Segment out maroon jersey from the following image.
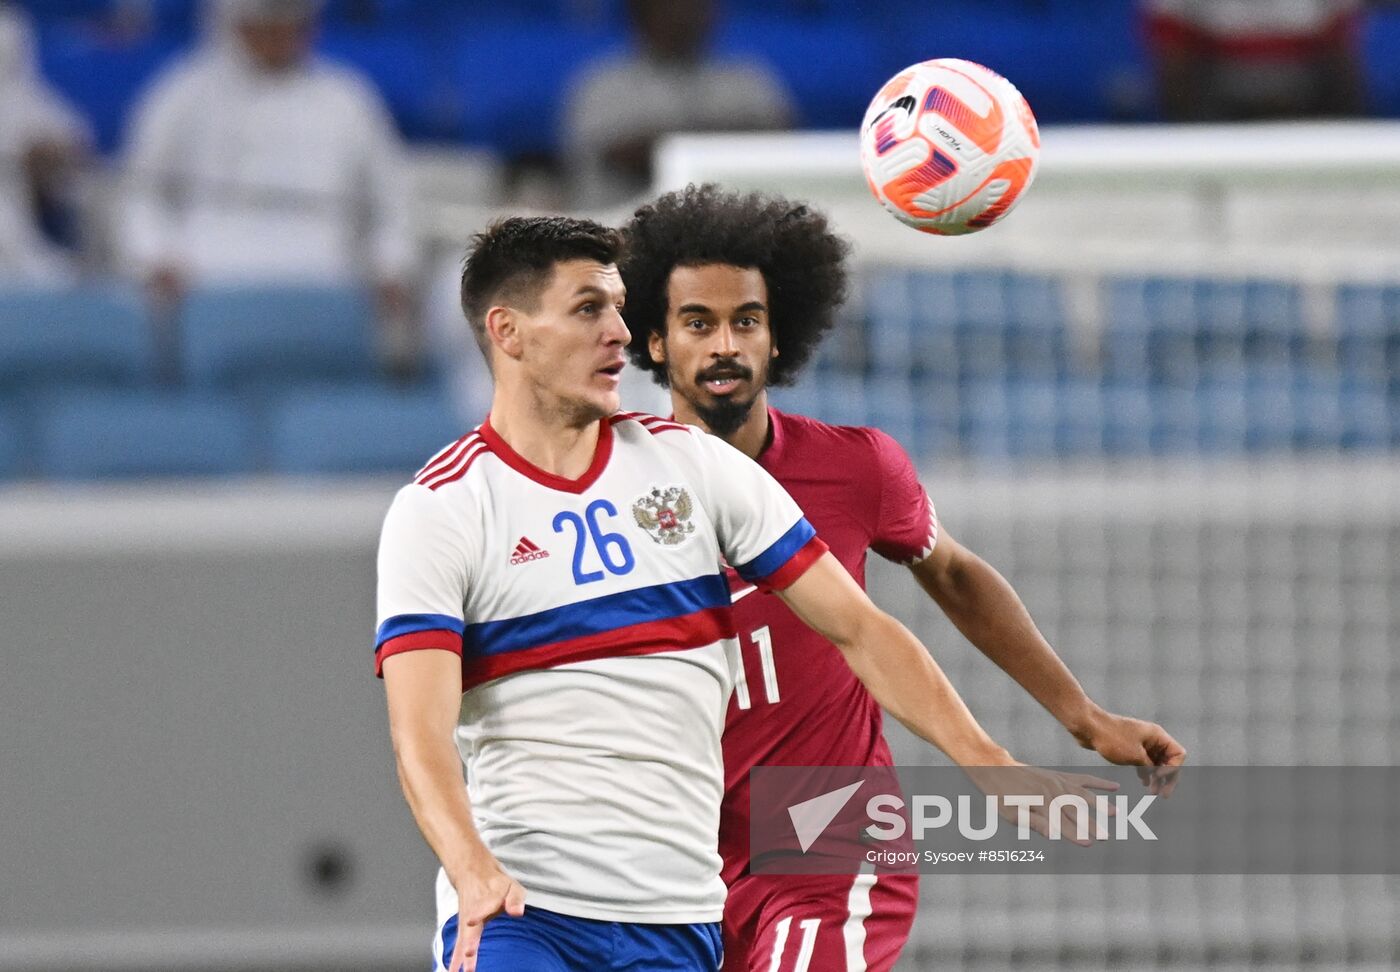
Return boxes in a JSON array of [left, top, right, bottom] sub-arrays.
[[720, 408, 939, 883]]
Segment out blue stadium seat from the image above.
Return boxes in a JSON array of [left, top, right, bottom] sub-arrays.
[[883, 0, 1148, 123], [453, 20, 622, 154], [1363, 8, 1400, 117], [1339, 385, 1392, 451], [959, 379, 1012, 458], [1239, 280, 1306, 368], [1054, 379, 1105, 456], [0, 285, 153, 390], [861, 379, 918, 450], [34, 390, 257, 479], [1335, 284, 1398, 387], [179, 286, 379, 387], [267, 384, 464, 475], [1244, 382, 1295, 454], [319, 28, 439, 138], [1149, 386, 1200, 454], [1104, 276, 1206, 385], [36, 24, 184, 153], [1195, 378, 1248, 454], [715, 15, 885, 128], [862, 270, 919, 375], [1100, 277, 1153, 382], [1101, 384, 1152, 455], [1290, 377, 1343, 452], [1004, 380, 1059, 458], [0, 408, 23, 480]]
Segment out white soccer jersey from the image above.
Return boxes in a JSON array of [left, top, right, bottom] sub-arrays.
[[375, 411, 827, 924]]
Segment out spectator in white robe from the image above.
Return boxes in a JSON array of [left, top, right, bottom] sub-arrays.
[[120, 0, 417, 356], [564, 0, 794, 210], [0, 3, 90, 282]]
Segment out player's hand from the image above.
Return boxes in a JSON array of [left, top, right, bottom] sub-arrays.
[[446, 859, 527, 972], [1071, 708, 1187, 797], [963, 764, 1119, 847]]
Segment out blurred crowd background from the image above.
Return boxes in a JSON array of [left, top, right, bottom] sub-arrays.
[[1, 0, 1399, 479]]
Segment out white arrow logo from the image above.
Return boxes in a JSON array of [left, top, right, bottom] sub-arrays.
[[787, 781, 865, 853]]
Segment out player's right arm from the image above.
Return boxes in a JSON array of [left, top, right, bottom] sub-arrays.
[[382, 652, 524, 972], [375, 484, 524, 972]]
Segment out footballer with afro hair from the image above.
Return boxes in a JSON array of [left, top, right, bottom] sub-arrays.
[[619, 184, 1186, 972], [620, 184, 850, 448]]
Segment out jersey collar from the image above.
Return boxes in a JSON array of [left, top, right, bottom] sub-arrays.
[[755, 406, 785, 470], [478, 415, 614, 494]]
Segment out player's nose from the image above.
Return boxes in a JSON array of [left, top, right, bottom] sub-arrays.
[[602, 306, 630, 345], [711, 322, 739, 356]]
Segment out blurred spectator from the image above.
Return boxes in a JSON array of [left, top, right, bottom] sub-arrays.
[[0, 3, 91, 281], [1144, 0, 1367, 120], [564, 0, 793, 208], [119, 0, 418, 371]]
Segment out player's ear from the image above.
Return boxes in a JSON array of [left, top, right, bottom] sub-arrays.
[[485, 305, 523, 360], [648, 329, 667, 366]]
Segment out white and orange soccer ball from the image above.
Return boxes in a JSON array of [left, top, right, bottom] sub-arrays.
[[859, 58, 1041, 235]]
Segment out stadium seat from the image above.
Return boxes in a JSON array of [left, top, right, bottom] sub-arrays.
[[1339, 385, 1392, 451], [1362, 8, 1400, 117], [0, 408, 23, 480], [1149, 386, 1200, 454], [266, 383, 464, 475], [1196, 378, 1248, 454], [1334, 284, 1398, 386], [1243, 381, 1295, 454], [1101, 276, 1194, 384], [1241, 280, 1306, 364], [34, 390, 258, 479], [714, 14, 885, 128], [178, 285, 379, 388], [452, 20, 622, 154], [1053, 378, 1105, 455], [959, 379, 1012, 458], [36, 24, 184, 153], [0, 285, 154, 391], [319, 28, 440, 138], [1100, 384, 1152, 455]]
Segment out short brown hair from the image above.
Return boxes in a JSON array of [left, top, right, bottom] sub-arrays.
[[460, 216, 624, 360]]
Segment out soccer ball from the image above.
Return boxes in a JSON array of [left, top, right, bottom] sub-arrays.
[[859, 58, 1040, 236]]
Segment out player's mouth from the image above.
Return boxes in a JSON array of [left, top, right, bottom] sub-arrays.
[[697, 367, 752, 397], [596, 360, 626, 385]]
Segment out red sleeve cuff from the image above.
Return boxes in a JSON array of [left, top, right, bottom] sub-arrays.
[[374, 630, 464, 678], [755, 535, 828, 593]]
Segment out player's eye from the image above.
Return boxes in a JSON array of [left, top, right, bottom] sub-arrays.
[[685, 318, 708, 330], [577, 302, 597, 316], [737, 316, 760, 328]]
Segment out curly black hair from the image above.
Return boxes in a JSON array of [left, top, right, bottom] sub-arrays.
[[619, 184, 850, 387], [461, 215, 623, 358]]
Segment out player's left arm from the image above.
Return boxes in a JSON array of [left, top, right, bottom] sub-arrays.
[[909, 530, 1185, 772], [864, 426, 1185, 775]]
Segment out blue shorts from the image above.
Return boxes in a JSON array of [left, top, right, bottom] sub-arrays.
[[436, 906, 722, 972]]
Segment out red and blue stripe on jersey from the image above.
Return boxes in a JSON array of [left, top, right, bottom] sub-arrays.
[[373, 518, 823, 687]]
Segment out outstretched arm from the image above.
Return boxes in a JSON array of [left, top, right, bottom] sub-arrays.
[[776, 551, 1011, 767], [909, 527, 1186, 776], [777, 552, 1120, 838]]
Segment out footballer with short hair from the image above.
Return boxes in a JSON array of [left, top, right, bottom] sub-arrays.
[[375, 214, 1100, 972]]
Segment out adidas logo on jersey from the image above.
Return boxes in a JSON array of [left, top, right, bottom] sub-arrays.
[[509, 537, 550, 565]]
